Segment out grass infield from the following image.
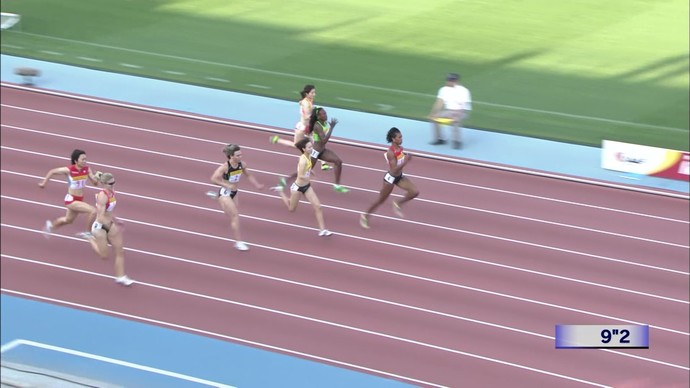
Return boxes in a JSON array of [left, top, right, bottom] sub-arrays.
[[2, 0, 688, 150]]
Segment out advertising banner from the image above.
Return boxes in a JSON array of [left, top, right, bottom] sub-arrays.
[[601, 140, 689, 181]]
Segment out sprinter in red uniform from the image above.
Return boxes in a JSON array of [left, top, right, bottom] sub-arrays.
[[38, 149, 99, 237], [360, 127, 419, 229]]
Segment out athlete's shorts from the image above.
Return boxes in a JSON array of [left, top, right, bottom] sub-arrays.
[[291, 182, 311, 194], [310, 148, 322, 159], [383, 172, 403, 185], [219, 187, 238, 199], [91, 221, 111, 233], [64, 193, 84, 205]]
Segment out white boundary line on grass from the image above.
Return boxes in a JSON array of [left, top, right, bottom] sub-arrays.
[[1, 82, 687, 200], [2, 32, 687, 133]]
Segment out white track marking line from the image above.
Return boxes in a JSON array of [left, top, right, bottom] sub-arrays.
[[20, 192, 690, 306], [2, 103, 687, 221], [2, 219, 688, 334], [0, 289, 445, 388], [5, 175, 690, 303], [0, 259, 615, 387], [3, 124, 688, 249], [2, 91, 687, 200], [0, 339, 236, 387], [3, 239, 686, 370], [2, 148, 688, 278]]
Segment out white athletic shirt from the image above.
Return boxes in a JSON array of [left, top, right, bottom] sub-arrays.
[[437, 85, 472, 111]]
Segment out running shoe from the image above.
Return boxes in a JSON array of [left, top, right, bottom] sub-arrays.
[[318, 229, 334, 237], [321, 162, 332, 171], [115, 275, 134, 287], [269, 135, 279, 144], [392, 201, 405, 218], [359, 214, 370, 229], [234, 241, 249, 251], [333, 184, 349, 193], [42, 220, 53, 238], [75, 232, 94, 240], [271, 178, 287, 192]]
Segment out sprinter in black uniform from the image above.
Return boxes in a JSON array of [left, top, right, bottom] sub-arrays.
[[209, 144, 264, 251]]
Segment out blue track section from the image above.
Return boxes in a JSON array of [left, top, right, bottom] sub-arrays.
[[1, 295, 412, 387]]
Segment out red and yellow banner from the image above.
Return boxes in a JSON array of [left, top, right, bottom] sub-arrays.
[[601, 140, 689, 181]]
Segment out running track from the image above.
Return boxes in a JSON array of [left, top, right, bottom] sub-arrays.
[[1, 86, 688, 387]]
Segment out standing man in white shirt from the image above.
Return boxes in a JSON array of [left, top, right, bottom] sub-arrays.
[[428, 73, 472, 149]]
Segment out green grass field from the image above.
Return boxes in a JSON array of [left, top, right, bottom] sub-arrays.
[[2, 0, 688, 150]]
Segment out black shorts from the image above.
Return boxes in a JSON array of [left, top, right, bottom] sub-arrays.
[[91, 221, 111, 233], [310, 148, 322, 160], [291, 182, 311, 194], [219, 187, 238, 199], [383, 172, 403, 185]]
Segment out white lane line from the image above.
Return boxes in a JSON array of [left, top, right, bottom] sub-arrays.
[[0, 339, 236, 387], [3, 140, 689, 275], [2, 92, 687, 201], [2, 233, 685, 370], [0, 259, 615, 387], [3, 103, 687, 222], [12, 191, 690, 305], [163, 70, 186, 75], [3, 148, 688, 279], [9, 30, 687, 132], [3, 205, 689, 331], [0, 288, 445, 388]]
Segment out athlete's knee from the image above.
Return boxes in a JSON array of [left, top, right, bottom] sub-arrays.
[[409, 189, 420, 199], [95, 247, 108, 260]]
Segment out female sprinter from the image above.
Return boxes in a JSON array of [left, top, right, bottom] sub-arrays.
[[273, 138, 333, 237], [360, 127, 419, 229], [38, 149, 99, 237], [308, 107, 348, 193], [270, 84, 330, 170], [80, 172, 134, 286], [208, 144, 264, 251]]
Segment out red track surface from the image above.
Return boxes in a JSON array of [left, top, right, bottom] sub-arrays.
[[1, 86, 689, 387]]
